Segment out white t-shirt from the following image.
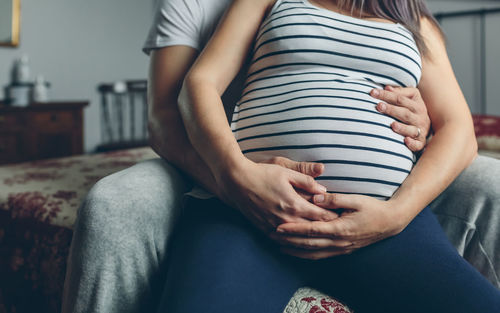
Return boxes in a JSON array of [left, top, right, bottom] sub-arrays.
[[143, 0, 232, 54]]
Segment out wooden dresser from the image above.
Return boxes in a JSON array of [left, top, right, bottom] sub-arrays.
[[0, 101, 88, 165]]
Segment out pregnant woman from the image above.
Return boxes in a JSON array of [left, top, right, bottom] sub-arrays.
[[159, 0, 500, 312]]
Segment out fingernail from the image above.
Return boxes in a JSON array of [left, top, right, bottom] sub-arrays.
[[371, 89, 380, 97], [277, 228, 285, 233], [314, 194, 325, 203], [318, 185, 327, 193], [386, 85, 394, 91], [377, 102, 386, 112], [313, 163, 323, 175]]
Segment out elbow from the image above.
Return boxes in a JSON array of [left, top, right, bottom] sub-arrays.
[[147, 107, 184, 166], [178, 70, 220, 111], [177, 72, 198, 118], [148, 116, 173, 162], [465, 131, 478, 167]]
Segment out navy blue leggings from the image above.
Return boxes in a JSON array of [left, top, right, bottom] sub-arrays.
[[158, 198, 500, 313]]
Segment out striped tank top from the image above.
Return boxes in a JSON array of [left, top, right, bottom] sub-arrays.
[[230, 0, 422, 199]]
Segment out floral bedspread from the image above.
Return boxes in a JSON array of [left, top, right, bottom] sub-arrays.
[[0, 148, 159, 313]]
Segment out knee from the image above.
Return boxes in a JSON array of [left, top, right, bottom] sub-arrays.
[[74, 159, 190, 243], [448, 156, 500, 202]]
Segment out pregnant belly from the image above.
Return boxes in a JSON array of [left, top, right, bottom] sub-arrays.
[[231, 87, 415, 199]]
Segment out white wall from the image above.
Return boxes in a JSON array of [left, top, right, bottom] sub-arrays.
[[0, 0, 154, 152], [427, 0, 500, 116]]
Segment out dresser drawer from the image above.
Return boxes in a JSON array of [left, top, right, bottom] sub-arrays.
[[0, 134, 20, 163], [30, 111, 76, 130], [0, 114, 23, 131]]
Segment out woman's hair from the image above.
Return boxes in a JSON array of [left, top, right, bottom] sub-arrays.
[[335, 0, 446, 58]]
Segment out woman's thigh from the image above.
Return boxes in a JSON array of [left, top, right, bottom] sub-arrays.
[[156, 198, 312, 313], [158, 199, 500, 313], [317, 207, 500, 313]]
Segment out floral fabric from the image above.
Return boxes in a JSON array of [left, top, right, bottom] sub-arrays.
[[473, 115, 500, 158], [0, 148, 159, 313]]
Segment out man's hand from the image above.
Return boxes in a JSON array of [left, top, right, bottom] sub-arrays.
[[371, 85, 431, 152], [271, 193, 408, 260], [217, 157, 339, 235]]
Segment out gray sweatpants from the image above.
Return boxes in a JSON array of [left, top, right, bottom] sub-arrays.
[[61, 156, 500, 313]]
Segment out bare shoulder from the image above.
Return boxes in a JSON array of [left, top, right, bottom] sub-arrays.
[[419, 16, 447, 64]]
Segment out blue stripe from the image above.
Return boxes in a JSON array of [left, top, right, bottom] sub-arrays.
[[236, 129, 404, 146], [233, 116, 391, 133], [258, 12, 415, 46], [315, 159, 411, 174], [317, 176, 401, 187], [247, 62, 406, 87], [234, 103, 383, 123], [253, 35, 421, 69], [257, 20, 419, 56], [238, 87, 376, 106], [251, 49, 418, 86], [236, 95, 378, 114], [241, 144, 415, 162], [244, 71, 348, 89], [326, 190, 389, 199], [241, 78, 375, 98]]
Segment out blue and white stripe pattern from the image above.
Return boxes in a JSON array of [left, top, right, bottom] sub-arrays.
[[231, 0, 422, 199]]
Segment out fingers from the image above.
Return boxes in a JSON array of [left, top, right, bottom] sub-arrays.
[[385, 85, 421, 99], [280, 247, 355, 260], [391, 122, 426, 152], [371, 86, 430, 153], [292, 197, 339, 221], [263, 156, 324, 177], [296, 189, 314, 202], [313, 193, 361, 210], [376, 98, 419, 126], [404, 136, 426, 153], [277, 219, 341, 237], [270, 232, 352, 250], [391, 121, 420, 138], [288, 171, 327, 195], [371, 87, 418, 112]]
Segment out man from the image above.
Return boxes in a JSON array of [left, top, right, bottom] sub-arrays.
[[62, 0, 500, 312]]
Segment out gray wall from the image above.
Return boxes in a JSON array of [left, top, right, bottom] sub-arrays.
[[0, 0, 153, 152], [427, 0, 500, 116]]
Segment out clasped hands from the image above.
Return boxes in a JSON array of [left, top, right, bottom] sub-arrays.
[[218, 86, 430, 260]]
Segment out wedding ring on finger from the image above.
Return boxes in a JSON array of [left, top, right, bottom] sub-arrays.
[[414, 127, 421, 139]]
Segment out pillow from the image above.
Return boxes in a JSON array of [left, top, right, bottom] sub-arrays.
[[473, 115, 500, 152], [284, 287, 352, 313]]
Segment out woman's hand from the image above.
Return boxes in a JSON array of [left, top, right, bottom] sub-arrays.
[[270, 193, 408, 260], [371, 85, 431, 152], [217, 158, 339, 234]]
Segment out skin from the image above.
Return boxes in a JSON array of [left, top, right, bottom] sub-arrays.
[[149, 0, 446, 256]]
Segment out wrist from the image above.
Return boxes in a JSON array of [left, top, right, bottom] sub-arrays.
[[213, 153, 254, 186], [386, 198, 415, 234]]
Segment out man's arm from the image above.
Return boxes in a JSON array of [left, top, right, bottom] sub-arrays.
[[148, 46, 220, 194]]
